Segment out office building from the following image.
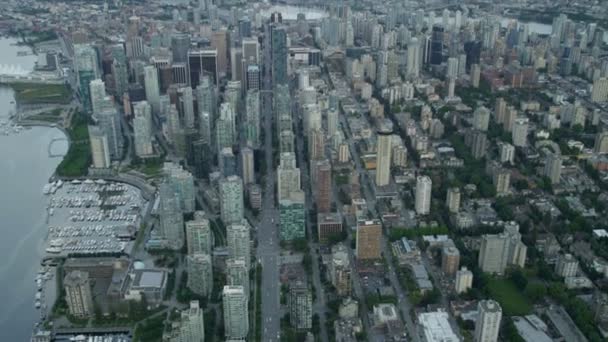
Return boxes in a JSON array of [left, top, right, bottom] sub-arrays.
[[446, 187, 461, 213], [544, 153, 562, 184], [455, 267, 473, 294], [241, 147, 255, 185], [178, 86, 196, 129], [246, 64, 260, 91], [227, 222, 251, 269], [220, 176, 244, 225], [186, 253, 213, 297], [226, 258, 249, 297], [271, 26, 288, 85], [159, 182, 185, 250], [64, 270, 93, 318], [188, 49, 218, 87], [89, 79, 108, 115], [318, 213, 343, 244], [356, 219, 382, 260], [74, 44, 99, 113], [555, 253, 579, 277], [279, 191, 306, 241], [164, 163, 196, 214], [314, 160, 332, 213], [512, 117, 529, 147], [223, 286, 249, 340], [144, 65, 160, 114], [96, 109, 122, 160], [415, 176, 432, 215], [210, 30, 228, 76], [474, 300, 502, 342], [473, 106, 490, 131], [277, 152, 301, 201], [245, 90, 260, 148], [186, 213, 212, 255], [171, 33, 191, 63], [133, 101, 154, 157], [330, 244, 352, 296], [88, 125, 111, 168], [376, 127, 393, 187], [430, 25, 445, 65], [166, 301, 205, 342], [442, 244, 460, 275], [407, 37, 420, 77], [216, 103, 236, 151], [219, 147, 237, 177], [447, 57, 459, 79], [289, 282, 313, 330]]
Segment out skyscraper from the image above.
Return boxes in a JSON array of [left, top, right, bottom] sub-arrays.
[[277, 152, 301, 201], [406, 37, 420, 77], [144, 65, 161, 114], [166, 301, 205, 342], [178, 86, 196, 129], [246, 64, 260, 91], [96, 108, 122, 160], [171, 34, 191, 64], [430, 25, 445, 65], [75, 44, 99, 113], [186, 253, 213, 297], [226, 258, 249, 297], [544, 153, 562, 185], [376, 126, 393, 187], [279, 190, 306, 241], [356, 219, 382, 260], [133, 101, 154, 157], [415, 176, 432, 215], [241, 147, 255, 185], [474, 300, 502, 342], [89, 79, 108, 115], [219, 147, 237, 178], [245, 90, 260, 148], [473, 106, 490, 132], [186, 213, 212, 255], [289, 282, 313, 330], [216, 103, 236, 151], [159, 182, 185, 250], [88, 125, 111, 169], [220, 176, 244, 225], [271, 26, 288, 86], [512, 117, 529, 147], [227, 222, 251, 269], [478, 224, 527, 274], [188, 49, 219, 87], [64, 270, 93, 318], [223, 286, 249, 340], [314, 160, 332, 213], [164, 163, 196, 214]]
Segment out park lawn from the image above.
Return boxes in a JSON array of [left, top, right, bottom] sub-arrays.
[[11, 83, 72, 104], [487, 277, 532, 316]]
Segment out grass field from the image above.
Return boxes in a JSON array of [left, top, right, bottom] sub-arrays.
[[11, 83, 72, 105], [487, 277, 532, 316], [55, 112, 91, 177]]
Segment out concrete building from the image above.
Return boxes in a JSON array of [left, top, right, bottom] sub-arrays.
[[441, 244, 460, 275], [164, 163, 196, 214], [159, 182, 185, 250], [356, 219, 382, 260], [591, 77, 608, 103], [555, 253, 579, 278], [498, 142, 515, 164], [279, 190, 306, 241], [88, 125, 111, 168], [64, 270, 93, 318], [186, 253, 213, 297], [241, 147, 255, 185], [478, 224, 527, 274], [223, 286, 249, 340], [544, 153, 562, 185], [314, 160, 332, 213], [245, 90, 260, 148], [475, 300, 502, 342], [186, 213, 212, 255], [226, 258, 249, 297], [330, 244, 352, 296], [96, 108, 122, 160], [593, 131, 608, 153], [289, 282, 313, 330], [166, 301, 205, 342], [376, 126, 393, 187], [277, 152, 301, 201], [455, 267, 473, 294], [415, 176, 432, 215], [220, 176, 244, 225], [318, 212, 343, 244], [144, 65, 160, 113], [89, 79, 108, 115], [446, 187, 461, 213], [133, 101, 154, 157], [227, 222, 251, 269], [418, 310, 459, 342], [512, 117, 529, 147], [473, 106, 490, 131]]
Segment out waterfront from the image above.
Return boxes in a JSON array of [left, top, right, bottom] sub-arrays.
[[0, 38, 68, 341]]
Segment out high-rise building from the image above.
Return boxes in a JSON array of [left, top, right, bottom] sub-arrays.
[[503, 106, 517, 132], [493, 168, 511, 195], [278, 152, 301, 201], [593, 132, 608, 153], [376, 126, 393, 187], [473, 106, 490, 131], [512, 117, 529, 147], [592, 77, 608, 103], [470, 130, 488, 160], [470, 64, 481, 88], [226, 258, 249, 297], [246, 64, 260, 91], [478, 224, 527, 274], [245, 90, 260, 148], [356, 219, 382, 260], [497, 142, 515, 164], [186, 213, 212, 255], [133, 101, 154, 157], [447, 57, 459, 79], [164, 163, 196, 214], [415, 176, 432, 215], [220, 176, 244, 225], [555, 253, 579, 277], [314, 160, 332, 213], [544, 153, 562, 184], [241, 147, 255, 185], [64, 270, 93, 318], [430, 25, 445, 65], [474, 300, 502, 342], [219, 147, 237, 177], [186, 253, 213, 297], [271, 26, 288, 85], [89, 79, 108, 115], [74, 44, 99, 113], [188, 49, 218, 87], [455, 267, 473, 294], [196, 76, 216, 141], [166, 301, 205, 342], [442, 244, 460, 275], [279, 190, 306, 241], [330, 244, 352, 296], [171, 33, 191, 63], [446, 187, 461, 213], [317, 212, 343, 244], [178, 86, 196, 129], [494, 98, 507, 124], [406, 37, 420, 77], [227, 222, 251, 269], [289, 282, 313, 330], [96, 109, 122, 160], [88, 125, 111, 168], [223, 286, 249, 340], [159, 182, 185, 250], [210, 30, 228, 76], [144, 65, 161, 114], [216, 103, 236, 151]]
